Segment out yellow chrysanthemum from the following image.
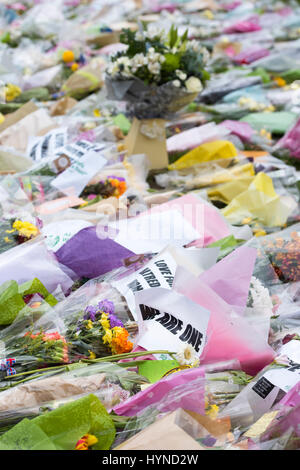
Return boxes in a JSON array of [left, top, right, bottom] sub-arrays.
[[62, 50, 75, 63], [5, 84, 21, 102], [12, 220, 38, 239]]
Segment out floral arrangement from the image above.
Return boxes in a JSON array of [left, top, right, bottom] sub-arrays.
[[246, 276, 274, 317], [106, 26, 210, 118], [0, 219, 39, 255], [60, 49, 87, 76], [79, 175, 127, 207], [68, 300, 133, 358], [261, 231, 300, 283], [23, 331, 69, 364]]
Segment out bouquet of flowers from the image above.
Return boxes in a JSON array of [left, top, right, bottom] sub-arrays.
[[66, 299, 134, 359], [106, 26, 210, 119], [79, 175, 127, 208], [260, 228, 300, 283], [0, 218, 40, 255]]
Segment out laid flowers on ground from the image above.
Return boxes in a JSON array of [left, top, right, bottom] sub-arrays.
[[106, 26, 210, 118]]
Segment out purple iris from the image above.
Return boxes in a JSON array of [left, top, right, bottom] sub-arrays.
[[83, 305, 98, 321], [108, 314, 124, 329], [97, 299, 115, 316]]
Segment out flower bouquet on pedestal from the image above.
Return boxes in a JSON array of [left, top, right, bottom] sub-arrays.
[[106, 26, 210, 169]]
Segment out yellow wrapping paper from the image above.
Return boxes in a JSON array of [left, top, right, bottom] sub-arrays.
[[207, 176, 255, 204], [168, 140, 238, 170], [221, 172, 296, 227]]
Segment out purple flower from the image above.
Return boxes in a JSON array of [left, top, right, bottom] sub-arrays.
[[108, 313, 124, 329], [97, 299, 115, 316], [83, 305, 98, 321], [107, 175, 126, 182], [87, 194, 97, 200]]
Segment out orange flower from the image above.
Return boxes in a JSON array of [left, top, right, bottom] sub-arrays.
[[62, 50, 75, 63], [111, 327, 133, 354]]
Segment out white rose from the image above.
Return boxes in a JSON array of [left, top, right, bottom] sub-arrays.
[[148, 62, 161, 75], [172, 80, 181, 87], [185, 76, 203, 93], [175, 69, 187, 80], [135, 31, 144, 41]]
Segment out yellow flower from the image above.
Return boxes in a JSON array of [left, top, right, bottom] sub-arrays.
[[254, 230, 267, 237], [0, 113, 4, 124], [5, 84, 21, 102], [88, 350, 96, 359], [5, 229, 15, 233], [4, 237, 12, 243], [62, 50, 75, 63], [274, 77, 286, 87], [93, 109, 101, 117], [12, 220, 38, 239], [206, 404, 219, 420], [86, 434, 98, 446], [203, 9, 214, 19], [100, 313, 110, 330], [71, 62, 79, 72], [102, 328, 112, 345], [86, 320, 93, 330], [242, 217, 252, 225]]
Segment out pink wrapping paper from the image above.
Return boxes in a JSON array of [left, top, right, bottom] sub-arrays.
[[276, 117, 300, 159], [233, 47, 270, 65], [146, 194, 231, 247], [219, 120, 254, 142], [198, 245, 257, 314], [277, 382, 300, 409], [221, 1, 241, 10], [173, 267, 275, 375], [224, 17, 261, 34], [113, 367, 205, 416]]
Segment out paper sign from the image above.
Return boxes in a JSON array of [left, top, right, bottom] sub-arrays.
[[50, 150, 107, 196], [134, 287, 210, 360], [27, 127, 67, 161], [42, 219, 93, 252], [112, 246, 219, 319], [35, 196, 85, 215], [109, 210, 200, 254], [112, 250, 177, 318]]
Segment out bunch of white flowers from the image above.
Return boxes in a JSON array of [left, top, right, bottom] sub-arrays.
[[246, 276, 274, 317], [146, 48, 165, 77]]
